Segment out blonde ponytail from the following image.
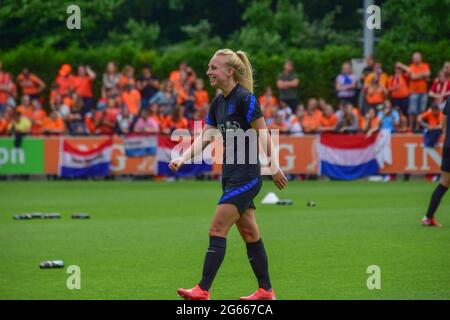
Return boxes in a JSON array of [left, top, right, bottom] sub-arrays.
[[214, 49, 254, 93], [235, 51, 254, 93]]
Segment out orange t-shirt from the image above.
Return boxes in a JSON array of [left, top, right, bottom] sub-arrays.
[[388, 74, 409, 99], [365, 72, 389, 89], [319, 113, 337, 129], [118, 76, 136, 90], [72, 76, 93, 98], [169, 70, 195, 92], [17, 73, 43, 96], [367, 117, 380, 130], [0, 72, 12, 104], [409, 63, 430, 94], [30, 109, 47, 135], [42, 116, 65, 134], [301, 112, 321, 133], [55, 75, 74, 97], [366, 87, 385, 105], [420, 110, 443, 128], [194, 90, 209, 109], [352, 108, 365, 130], [259, 95, 278, 119], [164, 116, 188, 131], [121, 89, 141, 116], [16, 105, 33, 119], [267, 121, 288, 132], [176, 88, 193, 105]]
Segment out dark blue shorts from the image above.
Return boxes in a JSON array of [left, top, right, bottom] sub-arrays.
[[218, 176, 263, 215]]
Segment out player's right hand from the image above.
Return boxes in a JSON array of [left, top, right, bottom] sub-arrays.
[[169, 157, 184, 172]]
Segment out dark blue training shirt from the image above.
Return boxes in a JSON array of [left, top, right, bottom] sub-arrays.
[[206, 84, 264, 180]]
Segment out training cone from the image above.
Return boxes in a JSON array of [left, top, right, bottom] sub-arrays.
[[261, 192, 280, 204]]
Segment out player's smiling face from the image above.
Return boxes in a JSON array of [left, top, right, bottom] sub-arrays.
[[206, 55, 232, 90]]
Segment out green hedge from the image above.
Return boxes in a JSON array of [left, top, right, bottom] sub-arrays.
[[1, 41, 449, 106]]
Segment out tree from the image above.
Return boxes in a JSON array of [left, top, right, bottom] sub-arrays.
[[380, 0, 450, 44]]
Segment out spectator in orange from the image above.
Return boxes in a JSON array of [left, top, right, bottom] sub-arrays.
[[73, 65, 96, 115], [169, 61, 196, 93], [162, 105, 188, 135], [102, 62, 121, 99], [397, 52, 431, 129], [301, 98, 321, 134], [121, 81, 141, 116], [418, 104, 443, 130], [259, 86, 278, 119], [365, 62, 389, 89], [365, 73, 388, 110], [16, 95, 33, 119], [149, 80, 177, 116], [363, 107, 380, 137], [194, 79, 209, 113], [134, 108, 160, 134], [16, 68, 46, 101], [42, 110, 65, 135], [0, 61, 14, 114], [137, 64, 160, 109], [29, 100, 47, 136], [92, 100, 118, 135], [388, 63, 410, 120], [118, 65, 136, 91], [429, 67, 450, 109], [319, 104, 338, 132], [55, 64, 74, 97]]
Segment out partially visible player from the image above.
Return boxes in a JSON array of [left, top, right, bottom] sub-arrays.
[[422, 96, 450, 227], [169, 49, 287, 300]]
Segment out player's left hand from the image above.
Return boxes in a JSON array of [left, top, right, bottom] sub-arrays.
[[272, 168, 287, 190]]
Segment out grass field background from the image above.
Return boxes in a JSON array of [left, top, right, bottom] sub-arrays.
[[0, 180, 449, 300]]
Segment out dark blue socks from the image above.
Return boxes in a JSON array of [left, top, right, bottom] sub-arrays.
[[426, 184, 448, 218], [199, 236, 226, 291], [246, 239, 272, 290]]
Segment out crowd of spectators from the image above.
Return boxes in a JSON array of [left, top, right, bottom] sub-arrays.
[[0, 51, 449, 139]]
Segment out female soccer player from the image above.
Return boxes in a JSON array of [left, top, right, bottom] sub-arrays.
[[422, 96, 450, 227], [169, 49, 287, 300]]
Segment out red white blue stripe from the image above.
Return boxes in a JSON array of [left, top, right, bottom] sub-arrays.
[[58, 139, 113, 178], [124, 133, 158, 157], [157, 135, 212, 177], [318, 133, 379, 180]]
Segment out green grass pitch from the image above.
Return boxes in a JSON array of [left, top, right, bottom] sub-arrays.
[[0, 180, 449, 300]]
